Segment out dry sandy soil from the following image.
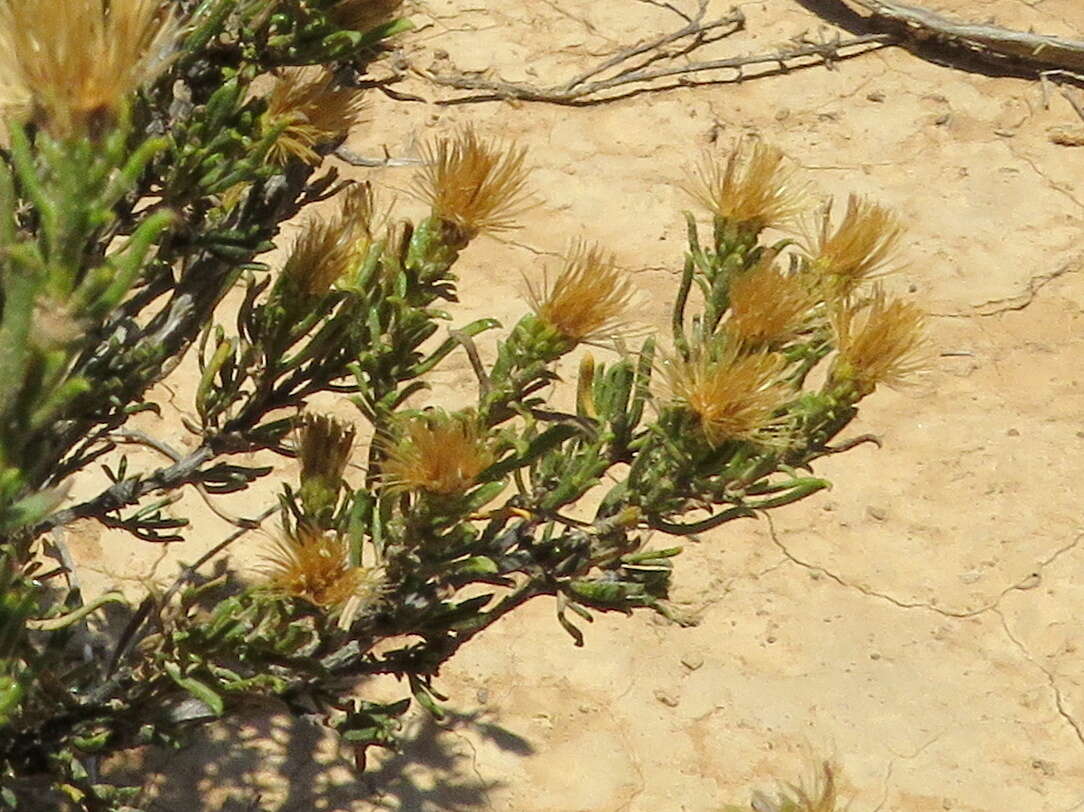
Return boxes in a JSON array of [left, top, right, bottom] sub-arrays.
[[67, 0, 1084, 809]]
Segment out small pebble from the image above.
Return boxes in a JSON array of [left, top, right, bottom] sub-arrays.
[[866, 91, 885, 102], [866, 505, 888, 522], [681, 653, 704, 671], [1006, 428, 1019, 437], [1031, 758, 1056, 776], [654, 689, 680, 708]]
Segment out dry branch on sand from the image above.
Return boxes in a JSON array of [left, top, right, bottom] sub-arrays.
[[418, 1, 891, 105], [412, 0, 1084, 108]]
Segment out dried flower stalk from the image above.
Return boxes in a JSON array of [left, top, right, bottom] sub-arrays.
[[745, 762, 841, 812], [298, 414, 357, 515], [830, 286, 927, 397], [726, 258, 817, 348], [527, 242, 637, 345], [263, 66, 366, 166], [664, 342, 790, 446], [805, 195, 902, 295], [262, 526, 384, 616], [411, 126, 534, 239], [382, 411, 494, 495], [282, 183, 377, 296], [683, 140, 807, 232], [0, 0, 179, 138]]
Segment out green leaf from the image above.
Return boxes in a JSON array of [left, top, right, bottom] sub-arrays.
[[163, 662, 225, 717]]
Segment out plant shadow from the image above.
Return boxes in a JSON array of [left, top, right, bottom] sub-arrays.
[[106, 700, 534, 811]]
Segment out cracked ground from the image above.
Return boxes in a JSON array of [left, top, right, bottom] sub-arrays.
[[77, 0, 1084, 809]]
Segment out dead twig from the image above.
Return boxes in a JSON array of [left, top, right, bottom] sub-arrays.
[[843, 0, 1084, 76], [419, 2, 891, 106], [333, 146, 422, 168], [108, 428, 258, 529]]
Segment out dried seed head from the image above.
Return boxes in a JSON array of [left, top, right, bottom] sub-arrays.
[[331, 0, 405, 31], [297, 413, 356, 515], [749, 762, 841, 812], [0, 0, 179, 139], [725, 258, 817, 348], [263, 66, 366, 166], [683, 140, 807, 233], [262, 526, 385, 617], [527, 242, 637, 345], [805, 195, 902, 295], [663, 343, 789, 447], [829, 287, 927, 397], [382, 411, 494, 496], [411, 126, 533, 239], [282, 183, 376, 296]]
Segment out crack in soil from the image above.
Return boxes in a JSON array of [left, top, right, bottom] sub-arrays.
[[765, 517, 1083, 621], [995, 608, 1084, 750], [931, 257, 1081, 318]]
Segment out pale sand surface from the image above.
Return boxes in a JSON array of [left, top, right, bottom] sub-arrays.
[[69, 1, 1084, 809]]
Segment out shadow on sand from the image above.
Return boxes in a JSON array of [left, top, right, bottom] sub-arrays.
[[106, 702, 534, 811]]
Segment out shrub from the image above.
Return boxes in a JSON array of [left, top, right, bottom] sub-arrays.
[[0, 0, 924, 807]]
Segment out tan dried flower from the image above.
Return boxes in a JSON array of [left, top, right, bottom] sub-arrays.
[[805, 195, 902, 295], [747, 762, 841, 812], [725, 258, 817, 348], [526, 242, 637, 345], [282, 183, 376, 296], [829, 287, 927, 397], [263, 66, 366, 166], [331, 0, 404, 32], [411, 126, 533, 239], [663, 342, 789, 446], [297, 414, 356, 515], [262, 526, 384, 618], [0, 0, 179, 139], [382, 411, 495, 496], [683, 140, 807, 232]]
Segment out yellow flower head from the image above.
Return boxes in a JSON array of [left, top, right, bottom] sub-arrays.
[[263, 66, 366, 166], [725, 258, 817, 348], [382, 411, 495, 496], [663, 342, 789, 446], [411, 126, 534, 239], [527, 241, 637, 345], [683, 140, 807, 233], [0, 0, 179, 139], [262, 526, 384, 617], [829, 287, 927, 398], [331, 0, 405, 32], [805, 195, 902, 295], [282, 183, 376, 296]]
